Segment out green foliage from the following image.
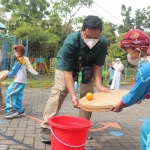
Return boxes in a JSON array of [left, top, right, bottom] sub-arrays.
[[118, 4, 150, 33], [11, 22, 57, 60], [124, 66, 137, 82], [0, 6, 6, 22], [107, 43, 127, 62], [49, 0, 94, 34], [118, 5, 134, 33], [0, 0, 150, 64], [0, 0, 95, 60], [102, 22, 117, 46]]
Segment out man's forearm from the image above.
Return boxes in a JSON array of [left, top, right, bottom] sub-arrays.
[[94, 65, 103, 88], [64, 71, 76, 98]]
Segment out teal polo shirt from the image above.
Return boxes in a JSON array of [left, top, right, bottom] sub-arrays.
[[56, 31, 108, 71]]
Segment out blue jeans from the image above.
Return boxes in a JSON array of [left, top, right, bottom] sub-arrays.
[[140, 117, 150, 150]]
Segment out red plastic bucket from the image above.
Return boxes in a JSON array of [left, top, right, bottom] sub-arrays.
[[48, 116, 92, 150]]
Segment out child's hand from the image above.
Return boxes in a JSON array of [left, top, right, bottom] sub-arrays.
[[2, 74, 8, 80], [136, 100, 142, 104], [110, 102, 123, 112]]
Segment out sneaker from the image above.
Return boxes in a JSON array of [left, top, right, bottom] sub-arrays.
[[17, 109, 26, 117], [4, 111, 19, 119], [87, 131, 93, 140], [38, 128, 51, 143]]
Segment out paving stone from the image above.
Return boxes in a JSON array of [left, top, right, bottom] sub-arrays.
[[120, 143, 138, 150], [23, 137, 34, 145], [0, 145, 8, 150], [14, 133, 24, 141], [9, 145, 31, 149]]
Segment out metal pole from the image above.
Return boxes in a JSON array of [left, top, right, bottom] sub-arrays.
[[11, 36, 16, 69], [25, 38, 28, 56], [2, 38, 8, 70], [125, 62, 127, 82]]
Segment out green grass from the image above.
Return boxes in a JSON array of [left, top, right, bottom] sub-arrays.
[[1, 75, 131, 89], [1, 75, 55, 88]]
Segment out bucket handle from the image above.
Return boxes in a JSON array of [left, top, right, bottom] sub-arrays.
[[50, 127, 86, 148]]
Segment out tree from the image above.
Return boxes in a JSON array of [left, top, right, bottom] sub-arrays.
[[134, 9, 147, 30], [107, 43, 126, 62], [0, 6, 6, 23], [0, 0, 50, 33], [12, 22, 54, 60], [118, 5, 134, 34], [107, 33, 127, 62], [102, 22, 117, 46], [49, 0, 94, 34], [118, 5, 150, 33], [144, 6, 150, 31]]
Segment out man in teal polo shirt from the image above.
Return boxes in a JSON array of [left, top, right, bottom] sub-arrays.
[[39, 15, 109, 142]]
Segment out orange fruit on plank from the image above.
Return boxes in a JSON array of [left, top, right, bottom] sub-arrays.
[[86, 92, 93, 101]]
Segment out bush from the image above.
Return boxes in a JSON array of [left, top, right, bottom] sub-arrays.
[[123, 67, 137, 82]]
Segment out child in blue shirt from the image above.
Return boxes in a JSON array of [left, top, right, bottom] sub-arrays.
[[3, 44, 27, 119], [110, 29, 150, 150]]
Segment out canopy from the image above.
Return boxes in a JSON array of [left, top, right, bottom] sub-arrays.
[[0, 22, 6, 29]]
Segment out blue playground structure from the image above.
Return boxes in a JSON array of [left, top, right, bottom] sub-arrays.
[[0, 22, 28, 71]]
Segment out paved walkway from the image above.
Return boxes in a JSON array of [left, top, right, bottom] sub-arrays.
[[0, 85, 149, 150]]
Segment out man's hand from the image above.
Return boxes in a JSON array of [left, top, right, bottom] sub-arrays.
[[72, 96, 80, 109], [98, 86, 110, 93], [110, 102, 123, 112]]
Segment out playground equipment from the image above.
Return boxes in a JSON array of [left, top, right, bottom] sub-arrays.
[[0, 22, 29, 71], [0, 34, 29, 71], [30, 57, 50, 75], [0, 34, 16, 71], [49, 58, 56, 76]]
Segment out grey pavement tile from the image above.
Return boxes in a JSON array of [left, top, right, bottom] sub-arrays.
[[0, 145, 8, 150], [33, 141, 46, 149], [13, 133, 24, 141], [120, 143, 138, 150], [23, 137, 34, 145], [5, 131, 15, 137], [8, 144, 31, 149], [103, 147, 126, 150]]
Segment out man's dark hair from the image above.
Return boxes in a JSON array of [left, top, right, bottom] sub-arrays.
[[81, 15, 103, 31]]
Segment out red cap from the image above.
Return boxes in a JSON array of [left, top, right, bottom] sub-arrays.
[[120, 29, 150, 55]]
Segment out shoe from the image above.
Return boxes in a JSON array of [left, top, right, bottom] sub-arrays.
[[17, 109, 26, 117], [87, 131, 93, 140], [4, 111, 19, 119], [107, 84, 110, 87], [38, 128, 51, 143]]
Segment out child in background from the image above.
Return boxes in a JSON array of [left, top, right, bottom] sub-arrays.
[[110, 29, 150, 150], [2, 44, 27, 119]]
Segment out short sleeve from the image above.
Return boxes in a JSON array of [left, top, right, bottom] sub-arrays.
[[94, 35, 108, 66], [61, 35, 78, 71]]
